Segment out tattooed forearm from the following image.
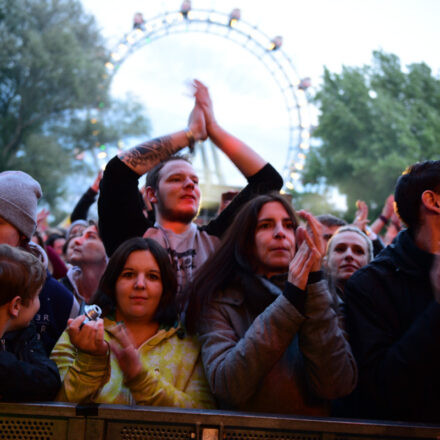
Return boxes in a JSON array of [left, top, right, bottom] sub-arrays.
[[119, 135, 178, 172]]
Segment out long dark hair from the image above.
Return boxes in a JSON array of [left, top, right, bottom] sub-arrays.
[[185, 193, 299, 334], [92, 237, 178, 327]]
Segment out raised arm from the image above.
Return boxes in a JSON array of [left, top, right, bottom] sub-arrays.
[[193, 79, 266, 177], [118, 104, 207, 176], [70, 171, 102, 222], [371, 194, 394, 235], [99, 103, 207, 255], [195, 80, 283, 237]]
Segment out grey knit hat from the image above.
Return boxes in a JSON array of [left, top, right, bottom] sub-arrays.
[[0, 171, 42, 239]]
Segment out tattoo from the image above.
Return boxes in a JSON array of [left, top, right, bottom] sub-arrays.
[[120, 135, 176, 170]]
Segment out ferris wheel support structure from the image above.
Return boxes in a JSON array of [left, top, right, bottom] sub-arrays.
[[104, 8, 311, 189]]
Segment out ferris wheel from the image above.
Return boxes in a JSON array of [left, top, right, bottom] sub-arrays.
[[103, 5, 312, 190]]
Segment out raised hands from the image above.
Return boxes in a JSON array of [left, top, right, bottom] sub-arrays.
[[91, 170, 103, 193], [67, 315, 108, 356], [192, 79, 216, 132], [108, 323, 143, 382], [36, 208, 50, 234], [187, 101, 207, 142], [298, 210, 326, 269], [353, 200, 369, 232], [189, 78, 267, 177], [382, 194, 395, 220]]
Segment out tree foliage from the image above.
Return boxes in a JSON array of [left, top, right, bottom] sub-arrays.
[[303, 51, 440, 218], [289, 189, 344, 219], [0, 0, 150, 217]]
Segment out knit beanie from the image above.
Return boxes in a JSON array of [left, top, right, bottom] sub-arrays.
[[0, 171, 42, 240]]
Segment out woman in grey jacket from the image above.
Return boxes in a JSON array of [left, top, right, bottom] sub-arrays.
[[186, 193, 356, 415]]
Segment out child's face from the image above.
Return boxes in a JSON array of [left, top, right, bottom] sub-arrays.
[[12, 292, 40, 331]]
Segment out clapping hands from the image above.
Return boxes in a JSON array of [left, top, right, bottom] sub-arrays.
[[288, 211, 325, 290]]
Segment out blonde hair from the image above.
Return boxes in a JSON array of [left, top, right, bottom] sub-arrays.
[[326, 225, 374, 263]]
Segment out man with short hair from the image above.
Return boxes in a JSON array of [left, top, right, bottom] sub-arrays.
[[0, 244, 61, 402], [345, 160, 440, 423], [61, 223, 107, 306], [316, 214, 347, 243], [99, 81, 283, 300]]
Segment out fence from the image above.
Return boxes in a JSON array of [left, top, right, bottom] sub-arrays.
[[0, 402, 439, 440]]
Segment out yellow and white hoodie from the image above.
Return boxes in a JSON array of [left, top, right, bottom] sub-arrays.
[[51, 318, 215, 409]]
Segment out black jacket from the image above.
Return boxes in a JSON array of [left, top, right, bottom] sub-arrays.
[[0, 324, 61, 402], [70, 187, 97, 222], [345, 228, 440, 423], [33, 271, 76, 356]]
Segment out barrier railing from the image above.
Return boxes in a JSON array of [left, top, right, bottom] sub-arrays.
[[0, 402, 439, 440]]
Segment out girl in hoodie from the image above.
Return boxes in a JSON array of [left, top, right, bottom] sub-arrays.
[[51, 237, 214, 408]]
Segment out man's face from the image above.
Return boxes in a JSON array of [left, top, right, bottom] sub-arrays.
[[321, 224, 341, 243], [70, 225, 106, 267], [154, 160, 201, 223], [0, 216, 21, 247], [52, 237, 65, 257]]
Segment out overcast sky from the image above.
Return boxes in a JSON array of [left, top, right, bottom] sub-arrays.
[[80, 0, 440, 194]]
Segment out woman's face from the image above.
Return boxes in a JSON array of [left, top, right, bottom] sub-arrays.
[[254, 201, 296, 278], [327, 231, 369, 285], [115, 250, 163, 323]]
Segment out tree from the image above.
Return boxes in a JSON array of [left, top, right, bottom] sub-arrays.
[[289, 188, 345, 219], [303, 51, 440, 219], [0, 0, 150, 218]]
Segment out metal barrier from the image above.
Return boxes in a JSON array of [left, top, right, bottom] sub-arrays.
[[0, 403, 439, 440], [0, 402, 83, 440]]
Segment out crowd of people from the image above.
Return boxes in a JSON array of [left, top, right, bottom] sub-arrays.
[[0, 79, 439, 424]]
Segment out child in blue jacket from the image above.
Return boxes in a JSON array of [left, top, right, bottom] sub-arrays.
[[0, 244, 61, 401]]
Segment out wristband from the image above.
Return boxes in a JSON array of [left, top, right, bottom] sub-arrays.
[[185, 129, 195, 153], [379, 214, 390, 225], [392, 218, 402, 231]]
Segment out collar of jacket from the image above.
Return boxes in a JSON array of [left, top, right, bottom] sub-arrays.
[[2, 323, 36, 351], [213, 273, 288, 307], [384, 228, 434, 278]]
